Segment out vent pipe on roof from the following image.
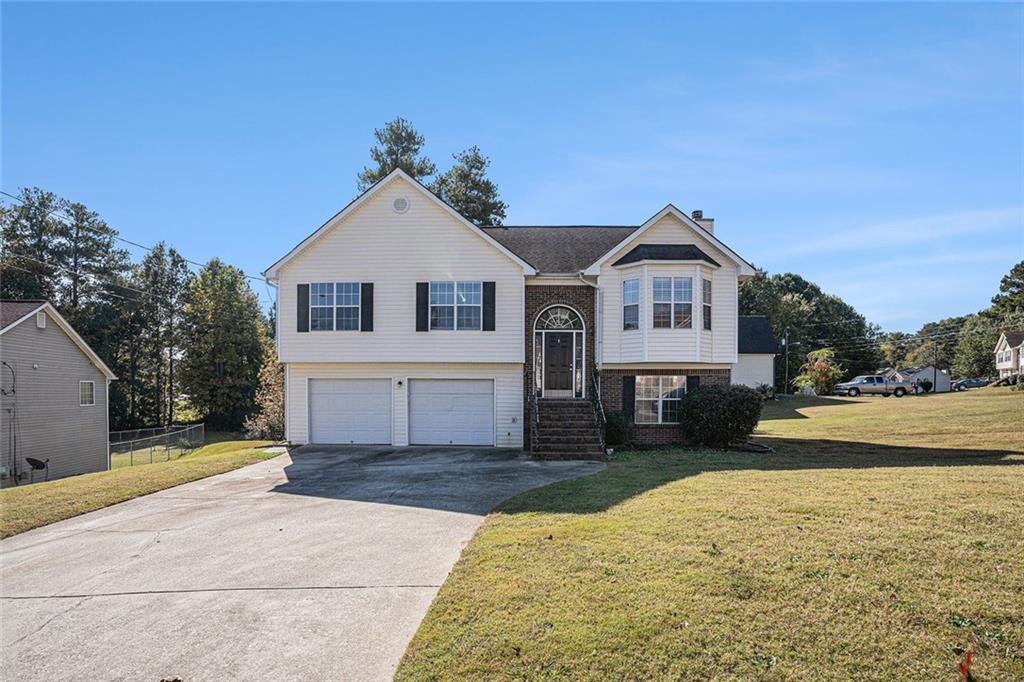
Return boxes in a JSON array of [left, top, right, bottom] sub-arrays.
[[691, 210, 714, 234]]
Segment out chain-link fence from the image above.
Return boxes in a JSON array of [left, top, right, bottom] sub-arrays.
[[109, 423, 205, 469]]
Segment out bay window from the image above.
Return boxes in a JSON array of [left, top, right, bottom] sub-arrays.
[[623, 278, 639, 330], [702, 278, 712, 331], [653, 276, 693, 329]]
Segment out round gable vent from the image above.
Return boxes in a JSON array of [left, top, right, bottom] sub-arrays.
[[392, 196, 409, 214]]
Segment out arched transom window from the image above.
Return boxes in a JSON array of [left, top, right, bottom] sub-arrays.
[[534, 306, 585, 398], [535, 306, 583, 331]]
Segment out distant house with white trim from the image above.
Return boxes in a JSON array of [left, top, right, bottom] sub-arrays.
[[885, 365, 951, 393], [732, 315, 778, 388], [0, 300, 116, 485], [994, 331, 1024, 379]]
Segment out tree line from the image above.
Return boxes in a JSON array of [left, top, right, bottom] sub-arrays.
[[741, 260, 1024, 391], [1, 188, 273, 433]]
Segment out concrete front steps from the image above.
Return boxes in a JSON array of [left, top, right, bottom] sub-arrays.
[[531, 398, 606, 460]]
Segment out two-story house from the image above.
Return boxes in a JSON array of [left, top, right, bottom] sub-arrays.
[[263, 169, 756, 457], [994, 330, 1024, 379]]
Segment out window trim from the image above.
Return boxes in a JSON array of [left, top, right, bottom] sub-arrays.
[[79, 380, 96, 407], [308, 281, 362, 332], [701, 278, 712, 331], [429, 280, 483, 331], [634, 375, 685, 424], [652, 276, 693, 329], [622, 278, 640, 331]]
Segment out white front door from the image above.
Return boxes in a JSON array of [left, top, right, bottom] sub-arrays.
[[408, 379, 495, 446], [309, 379, 392, 444]]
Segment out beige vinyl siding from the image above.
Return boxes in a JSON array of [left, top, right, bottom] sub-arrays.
[[276, 175, 524, 364], [0, 312, 109, 483], [733, 354, 775, 388], [599, 213, 739, 365], [286, 363, 523, 447]]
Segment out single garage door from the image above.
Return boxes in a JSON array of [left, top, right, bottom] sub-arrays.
[[408, 379, 495, 446], [309, 379, 392, 444]]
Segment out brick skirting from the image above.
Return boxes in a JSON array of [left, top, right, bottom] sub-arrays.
[[599, 368, 731, 447]]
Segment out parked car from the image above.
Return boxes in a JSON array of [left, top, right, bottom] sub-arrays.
[[833, 375, 912, 397], [953, 377, 990, 391]]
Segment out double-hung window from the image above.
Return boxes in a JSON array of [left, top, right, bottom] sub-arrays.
[[702, 279, 712, 331], [653, 277, 693, 329], [622, 278, 639, 330], [635, 375, 685, 423], [310, 282, 360, 331], [430, 281, 481, 330], [79, 380, 95, 406]]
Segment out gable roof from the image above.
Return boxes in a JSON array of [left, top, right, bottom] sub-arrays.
[[997, 330, 1024, 349], [263, 168, 536, 280], [738, 315, 779, 354], [0, 301, 117, 379], [584, 204, 756, 276], [480, 226, 638, 273], [611, 243, 721, 268], [0, 300, 46, 330]]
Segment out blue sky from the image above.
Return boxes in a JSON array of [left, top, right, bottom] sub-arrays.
[[3, 2, 1022, 331]]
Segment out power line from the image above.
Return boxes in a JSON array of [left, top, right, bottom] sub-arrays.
[[1, 190, 276, 288], [4, 250, 150, 297]]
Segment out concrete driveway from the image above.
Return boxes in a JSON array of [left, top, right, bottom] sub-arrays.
[[0, 446, 602, 681]]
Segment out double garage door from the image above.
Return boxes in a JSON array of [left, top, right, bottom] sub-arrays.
[[309, 378, 494, 446]]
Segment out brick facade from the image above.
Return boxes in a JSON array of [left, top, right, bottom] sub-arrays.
[[599, 368, 731, 447], [523, 285, 597, 448]]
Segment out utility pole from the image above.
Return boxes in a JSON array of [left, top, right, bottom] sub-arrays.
[[783, 327, 790, 394], [934, 342, 938, 394]]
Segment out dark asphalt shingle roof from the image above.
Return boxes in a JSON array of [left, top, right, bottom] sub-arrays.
[[1002, 330, 1024, 348], [0, 300, 46, 331], [481, 226, 639, 273], [738, 315, 779, 354], [611, 244, 720, 267]]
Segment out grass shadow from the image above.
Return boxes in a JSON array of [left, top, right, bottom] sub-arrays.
[[497, 439, 1023, 515], [759, 394, 864, 420]]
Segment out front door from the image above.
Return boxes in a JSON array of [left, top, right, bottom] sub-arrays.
[[544, 332, 573, 392]]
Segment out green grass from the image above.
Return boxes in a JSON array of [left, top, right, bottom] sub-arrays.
[[0, 440, 279, 539], [397, 388, 1024, 681]]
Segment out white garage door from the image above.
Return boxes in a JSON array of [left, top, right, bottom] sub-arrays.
[[409, 379, 494, 446], [309, 379, 392, 444]]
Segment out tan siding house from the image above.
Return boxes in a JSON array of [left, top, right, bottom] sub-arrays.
[[0, 301, 116, 484]]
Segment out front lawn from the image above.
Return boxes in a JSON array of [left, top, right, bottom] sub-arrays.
[[397, 389, 1024, 680], [0, 440, 279, 539]]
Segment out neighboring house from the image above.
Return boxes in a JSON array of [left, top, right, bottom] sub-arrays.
[[994, 331, 1024, 379], [263, 169, 756, 456], [0, 301, 116, 485], [732, 315, 778, 388], [885, 365, 951, 393]]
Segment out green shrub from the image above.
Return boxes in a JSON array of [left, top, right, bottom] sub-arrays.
[[679, 385, 763, 448], [604, 412, 632, 447]]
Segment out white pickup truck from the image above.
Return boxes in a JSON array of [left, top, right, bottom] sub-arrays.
[[833, 375, 911, 397]]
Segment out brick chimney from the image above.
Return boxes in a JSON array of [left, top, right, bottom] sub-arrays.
[[691, 209, 714, 234]]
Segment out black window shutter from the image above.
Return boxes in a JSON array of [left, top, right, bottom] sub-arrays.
[[482, 281, 496, 331], [622, 376, 636, 422], [360, 283, 373, 332], [297, 284, 309, 332], [416, 282, 429, 332], [687, 375, 701, 394]]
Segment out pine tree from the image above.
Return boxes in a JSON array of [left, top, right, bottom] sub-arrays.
[[0, 188, 66, 301], [357, 117, 437, 190], [180, 259, 266, 429], [432, 146, 507, 226]]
